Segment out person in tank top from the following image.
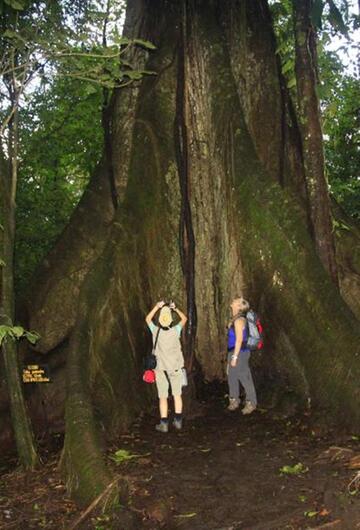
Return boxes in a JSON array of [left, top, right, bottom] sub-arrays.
[[226, 297, 257, 414]]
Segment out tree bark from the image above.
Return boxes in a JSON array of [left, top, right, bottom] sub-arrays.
[[60, 0, 176, 504], [332, 200, 360, 320], [1, 101, 39, 469], [174, 2, 197, 366], [292, 0, 339, 285], [25, 0, 151, 354]]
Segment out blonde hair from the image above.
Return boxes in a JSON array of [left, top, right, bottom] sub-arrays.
[[231, 297, 250, 324]]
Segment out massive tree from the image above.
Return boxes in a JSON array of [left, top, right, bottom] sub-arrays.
[[12, 0, 360, 505]]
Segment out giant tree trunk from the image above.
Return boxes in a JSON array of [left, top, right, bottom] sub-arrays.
[[17, 0, 360, 505], [57, 0, 360, 505]]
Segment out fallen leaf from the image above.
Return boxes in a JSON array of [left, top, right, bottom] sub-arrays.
[[110, 449, 151, 464], [280, 462, 309, 475], [304, 510, 318, 517], [348, 455, 360, 469]]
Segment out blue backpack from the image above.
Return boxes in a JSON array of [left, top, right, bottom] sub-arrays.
[[227, 311, 263, 351]]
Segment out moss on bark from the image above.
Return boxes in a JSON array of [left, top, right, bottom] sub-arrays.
[[18, 0, 360, 506], [62, 1, 184, 503]]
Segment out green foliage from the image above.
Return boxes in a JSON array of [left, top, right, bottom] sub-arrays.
[[271, 0, 359, 219], [310, 0, 349, 36], [2, 0, 26, 11], [279, 462, 309, 475], [318, 41, 360, 219], [15, 75, 103, 288], [0, 0, 156, 288], [304, 510, 318, 517], [0, 324, 40, 345], [271, 1, 297, 91], [311, 0, 326, 29], [109, 448, 150, 464], [327, 0, 349, 36], [0, 2, 154, 92]]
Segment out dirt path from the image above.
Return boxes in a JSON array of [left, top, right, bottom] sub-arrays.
[[114, 400, 359, 530], [0, 396, 359, 529]]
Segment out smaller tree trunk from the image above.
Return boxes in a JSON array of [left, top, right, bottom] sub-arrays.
[[292, 0, 338, 286], [61, 307, 114, 505], [1, 102, 39, 469]]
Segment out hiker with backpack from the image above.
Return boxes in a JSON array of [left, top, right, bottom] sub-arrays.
[[145, 300, 187, 432], [226, 297, 258, 414]]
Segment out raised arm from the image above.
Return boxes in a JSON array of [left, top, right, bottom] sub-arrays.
[[170, 302, 187, 328], [145, 301, 164, 326]]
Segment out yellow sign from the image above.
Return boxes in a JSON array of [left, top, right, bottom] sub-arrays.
[[22, 364, 50, 383]]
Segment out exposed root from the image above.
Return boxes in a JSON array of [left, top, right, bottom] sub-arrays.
[[68, 477, 120, 530], [348, 471, 360, 494]]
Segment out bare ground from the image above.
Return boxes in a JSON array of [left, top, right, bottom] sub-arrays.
[[0, 392, 359, 530]]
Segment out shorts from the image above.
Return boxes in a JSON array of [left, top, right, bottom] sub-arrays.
[[155, 369, 183, 398]]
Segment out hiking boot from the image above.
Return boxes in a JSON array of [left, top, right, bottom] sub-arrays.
[[173, 418, 183, 430], [227, 398, 240, 411], [241, 401, 256, 415], [155, 421, 169, 433]]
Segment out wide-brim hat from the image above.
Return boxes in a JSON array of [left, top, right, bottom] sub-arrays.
[[159, 306, 173, 326]]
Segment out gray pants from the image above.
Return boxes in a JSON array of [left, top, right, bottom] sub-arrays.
[[227, 350, 257, 405]]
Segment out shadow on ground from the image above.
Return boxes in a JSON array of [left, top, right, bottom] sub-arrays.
[[0, 391, 359, 529]]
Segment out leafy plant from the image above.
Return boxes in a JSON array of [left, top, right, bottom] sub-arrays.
[[109, 448, 150, 464], [304, 510, 318, 517], [0, 325, 40, 346], [280, 462, 309, 475]]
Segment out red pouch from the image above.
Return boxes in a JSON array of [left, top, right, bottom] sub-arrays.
[[143, 369, 156, 383]]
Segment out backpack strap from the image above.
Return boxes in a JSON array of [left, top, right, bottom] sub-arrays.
[[152, 327, 161, 354], [232, 315, 248, 350]]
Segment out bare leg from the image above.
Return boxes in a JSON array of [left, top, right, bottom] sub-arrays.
[[159, 397, 168, 418], [173, 395, 183, 414]]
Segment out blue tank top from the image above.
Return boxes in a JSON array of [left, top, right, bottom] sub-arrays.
[[227, 319, 248, 352]]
